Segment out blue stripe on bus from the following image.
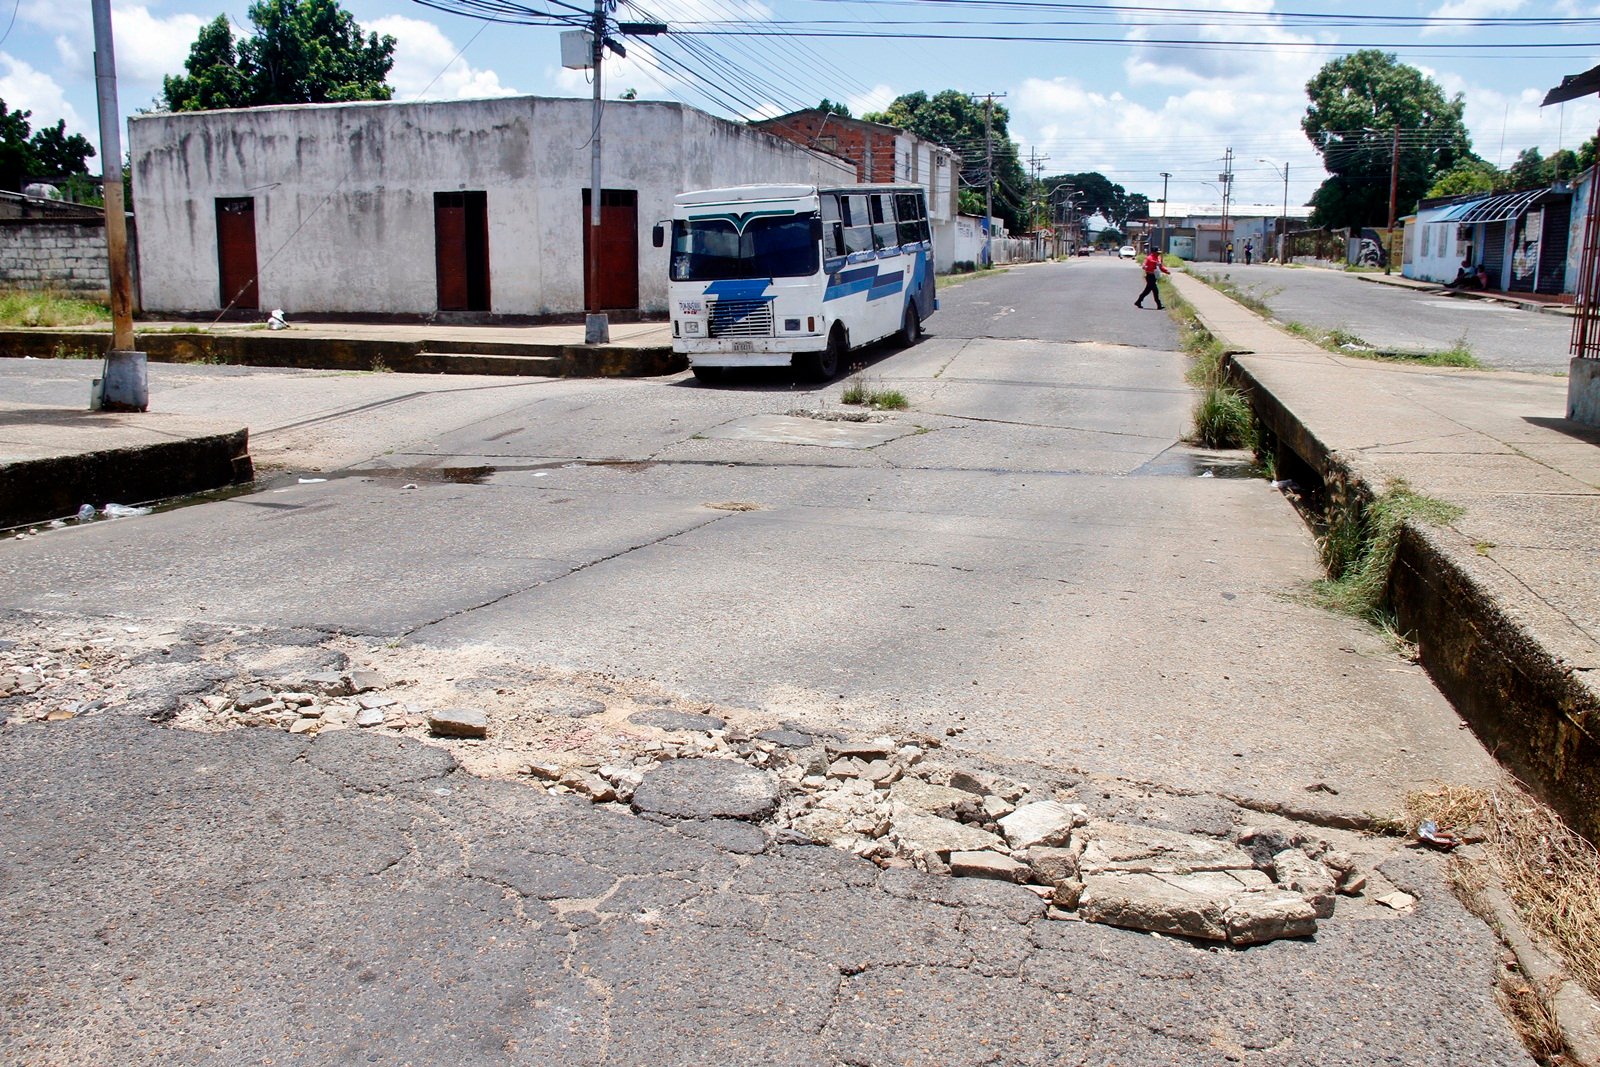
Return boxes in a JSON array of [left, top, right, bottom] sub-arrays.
[[824, 265, 878, 302], [867, 270, 904, 301], [704, 279, 773, 300]]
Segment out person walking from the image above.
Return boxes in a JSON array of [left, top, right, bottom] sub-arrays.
[[1244, 239, 1254, 266], [1134, 248, 1169, 310]]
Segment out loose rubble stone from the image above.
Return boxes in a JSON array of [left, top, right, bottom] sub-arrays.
[[429, 706, 488, 739], [357, 694, 396, 710], [1224, 891, 1319, 945], [949, 850, 1029, 882], [828, 757, 868, 780], [889, 779, 981, 819], [561, 772, 617, 803], [354, 707, 385, 728], [1080, 871, 1230, 941], [982, 795, 1015, 819], [1077, 821, 1256, 876], [1273, 849, 1338, 918], [631, 759, 780, 821], [826, 739, 896, 762], [347, 670, 387, 693], [524, 761, 564, 781], [755, 728, 813, 747], [947, 770, 990, 795], [998, 801, 1080, 850], [1025, 846, 1080, 888], [892, 812, 1005, 857], [234, 688, 274, 711], [627, 709, 726, 732], [303, 672, 351, 697], [288, 718, 318, 735], [1376, 890, 1417, 910]]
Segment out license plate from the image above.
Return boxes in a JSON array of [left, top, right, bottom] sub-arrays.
[[731, 341, 754, 353]]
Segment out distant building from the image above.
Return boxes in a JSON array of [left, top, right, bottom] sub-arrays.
[[128, 96, 852, 320], [1403, 181, 1578, 296], [1133, 201, 1313, 261], [753, 109, 962, 271]]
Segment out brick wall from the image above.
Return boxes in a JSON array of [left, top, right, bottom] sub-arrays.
[[758, 113, 899, 183], [0, 218, 137, 301]]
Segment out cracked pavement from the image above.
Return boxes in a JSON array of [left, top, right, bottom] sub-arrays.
[[0, 260, 1535, 1064]]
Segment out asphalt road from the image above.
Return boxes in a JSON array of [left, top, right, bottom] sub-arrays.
[[1186, 261, 1573, 374], [0, 258, 1532, 1065]]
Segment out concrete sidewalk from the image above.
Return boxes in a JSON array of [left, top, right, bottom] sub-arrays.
[[1354, 269, 1577, 317], [0, 318, 681, 378], [1172, 270, 1600, 840]]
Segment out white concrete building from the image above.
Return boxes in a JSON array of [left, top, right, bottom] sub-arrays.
[[128, 96, 853, 320]]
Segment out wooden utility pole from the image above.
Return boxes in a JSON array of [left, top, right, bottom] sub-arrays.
[[1159, 171, 1171, 256], [1385, 126, 1401, 275], [90, 0, 145, 411], [971, 92, 1005, 268]]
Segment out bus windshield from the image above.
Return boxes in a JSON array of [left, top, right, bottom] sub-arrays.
[[670, 213, 820, 281]]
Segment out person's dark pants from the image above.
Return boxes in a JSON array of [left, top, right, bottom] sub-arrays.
[[1135, 272, 1163, 309]]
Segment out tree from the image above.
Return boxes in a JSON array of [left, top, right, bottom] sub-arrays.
[[0, 100, 98, 192], [864, 90, 1029, 232], [1042, 172, 1145, 229], [1507, 147, 1546, 190], [162, 0, 394, 111], [1426, 159, 1496, 199], [816, 98, 851, 119], [1301, 50, 1471, 230]]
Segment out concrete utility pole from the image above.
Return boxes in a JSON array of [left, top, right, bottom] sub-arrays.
[[1258, 159, 1288, 261], [1385, 126, 1401, 275], [970, 92, 1005, 268], [90, 0, 145, 412], [1219, 147, 1233, 262], [1158, 171, 1170, 256], [585, 0, 609, 344]]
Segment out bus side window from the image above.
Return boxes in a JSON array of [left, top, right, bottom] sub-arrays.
[[821, 194, 844, 259], [871, 194, 897, 251], [895, 193, 925, 246], [843, 195, 874, 255]]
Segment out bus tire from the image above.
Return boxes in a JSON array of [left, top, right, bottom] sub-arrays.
[[803, 327, 845, 382], [691, 364, 723, 384], [899, 303, 923, 347]]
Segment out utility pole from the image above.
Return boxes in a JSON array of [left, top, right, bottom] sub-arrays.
[[1219, 147, 1233, 263], [1385, 126, 1401, 275], [1280, 162, 1289, 262], [971, 92, 1005, 268], [90, 0, 144, 411], [1159, 171, 1171, 257]]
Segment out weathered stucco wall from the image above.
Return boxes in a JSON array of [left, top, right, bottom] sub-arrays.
[[129, 97, 851, 317]]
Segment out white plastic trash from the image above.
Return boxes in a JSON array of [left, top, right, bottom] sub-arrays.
[[102, 503, 153, 519], [267, 309, 289, 330], [76, 504, 97, 523]]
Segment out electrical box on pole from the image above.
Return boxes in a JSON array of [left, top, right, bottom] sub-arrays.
[[561, 31, 594, 70]]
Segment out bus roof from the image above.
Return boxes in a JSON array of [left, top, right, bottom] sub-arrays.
[[673, 183, 927, 208]]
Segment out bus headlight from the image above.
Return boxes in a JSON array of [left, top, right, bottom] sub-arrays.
[[784, 318, 801, 332], [683, 321, 701, 336]]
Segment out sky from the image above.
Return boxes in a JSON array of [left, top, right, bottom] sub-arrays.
[[2, 0, 1598, 210]]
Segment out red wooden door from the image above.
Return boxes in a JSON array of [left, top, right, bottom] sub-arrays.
[[582, 189, 639, 311], [436, 191, 490, 311], [215, 198, 259, 310]]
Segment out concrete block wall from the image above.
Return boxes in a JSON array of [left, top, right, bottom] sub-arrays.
[[0, 219, 114, 297]]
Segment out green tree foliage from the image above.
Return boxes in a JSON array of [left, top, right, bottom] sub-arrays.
[[864, 90, 1029, 232], [1041, 172, 1146, 229], [162, 0, 395, 111], [1301, 50, 1471, 229], [1426, 159, 1496, 198], [816, 98, 851, 119], [0, 100, 98, 192]]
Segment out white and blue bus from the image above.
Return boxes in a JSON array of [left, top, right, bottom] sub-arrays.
[[654, 183, 937, 382]]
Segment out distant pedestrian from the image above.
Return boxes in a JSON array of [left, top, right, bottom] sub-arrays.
[[1244, 240, 1254, 266], [1225, 241, 1234, 264], [1134, 249, 1169, 310]]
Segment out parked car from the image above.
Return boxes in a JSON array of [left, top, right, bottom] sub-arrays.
[[1076, 247, 1092, 257], [1118, 246, 1136, 259]]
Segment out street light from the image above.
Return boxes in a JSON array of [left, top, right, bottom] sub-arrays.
[[1258, 159, 1289, 263]]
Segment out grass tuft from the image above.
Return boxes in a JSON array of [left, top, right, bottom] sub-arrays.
[[841, 375, 909, 410], [1164, 282, 1255, 450], [1310, 478, 1462, 623], [0, 289, 111, 327]]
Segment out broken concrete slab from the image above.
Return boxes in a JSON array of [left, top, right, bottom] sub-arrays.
[[1224, 890, 1319, 945], [630, 758, 779, 822], [949, 851, 1029, 882], [1079, 871, 1230, 942], [429, 706, 488, 739], [1076, 821, 1256, 876], [889, 778, 982, 819], [1273, 849, 1338, 919], [891, 812, 1005, 857], [997, 801, 1080, 850]]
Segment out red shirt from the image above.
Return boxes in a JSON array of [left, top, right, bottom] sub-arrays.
[[1142, 252, 1168, 275]]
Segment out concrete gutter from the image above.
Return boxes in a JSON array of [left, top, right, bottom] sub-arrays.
[[1169, 271, 1600, 846], [0, 327, 685, 378], [0, 403, 253, 528]]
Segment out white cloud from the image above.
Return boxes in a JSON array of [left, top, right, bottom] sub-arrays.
[[846, 85, 895, 118], [1429, 71, 1600, 167], [27, 1, 205, 86], [0, 52, 88, 134], [368, 15, 516, 100], [1422, 0, 1525, 35]]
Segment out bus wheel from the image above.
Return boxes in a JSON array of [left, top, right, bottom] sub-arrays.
[[691, 364, 723, 384], [803, 328, 845, 382], [899, 304, 923, 347]]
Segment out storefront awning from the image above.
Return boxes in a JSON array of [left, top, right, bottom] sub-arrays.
[[1455, 189, 1553, 224]]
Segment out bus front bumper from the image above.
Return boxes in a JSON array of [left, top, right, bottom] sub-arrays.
[[674, 336, 822, 366]]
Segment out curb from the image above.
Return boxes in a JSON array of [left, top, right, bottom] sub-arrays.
[[0, 330, 684, 378], [1353, 274, 1576, 317], [1, 425, 254, 528]]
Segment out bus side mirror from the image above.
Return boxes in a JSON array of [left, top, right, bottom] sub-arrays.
[[652, 223, 665, 248]]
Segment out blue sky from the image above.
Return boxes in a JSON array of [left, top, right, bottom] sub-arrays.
[[3, 0, 1597, 209]]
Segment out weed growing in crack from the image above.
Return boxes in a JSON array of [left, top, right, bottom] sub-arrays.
[[1166, 287, 1254, 450], [1310, 478, 1462, 624], [840, 375, 909, 411]]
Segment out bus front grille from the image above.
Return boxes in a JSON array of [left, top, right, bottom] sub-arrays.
[[708, 299, 773, 337]]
